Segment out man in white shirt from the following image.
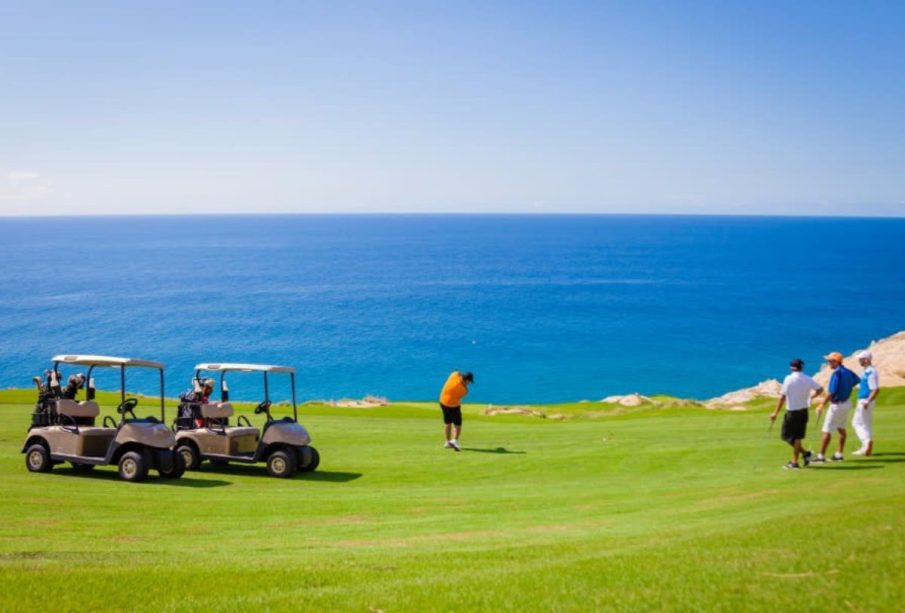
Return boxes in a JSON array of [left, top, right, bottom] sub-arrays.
[[770, 358, 824, 469], [852, 350, 880, 456]]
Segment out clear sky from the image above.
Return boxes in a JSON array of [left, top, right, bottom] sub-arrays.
[[1, 0, 903, 216]]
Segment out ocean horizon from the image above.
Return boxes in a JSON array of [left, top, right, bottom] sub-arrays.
[[1, 214, 903, 403]]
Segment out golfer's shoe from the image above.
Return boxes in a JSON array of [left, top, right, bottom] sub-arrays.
[[783, 462, 800, 470], [443, 441, 453, 449], [811, 454, 827, 464], [803, 450, 813, 466], [831, 452, 844, 462], [851, 448, 866, 456], [449, 439, 461, 452]]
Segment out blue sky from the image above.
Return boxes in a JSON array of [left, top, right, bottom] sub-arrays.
[[1, 0, 903, 215]]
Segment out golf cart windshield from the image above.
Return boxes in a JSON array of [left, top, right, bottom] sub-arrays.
[[193, 363, 297, 420], [51, 355, 167, 421]]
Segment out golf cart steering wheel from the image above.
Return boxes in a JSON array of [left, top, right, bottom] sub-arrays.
[[253, 400, 272, 416], [117, 397, 139, 418]]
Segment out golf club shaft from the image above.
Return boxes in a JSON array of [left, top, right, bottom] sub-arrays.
[[753, 420, 775, 471]]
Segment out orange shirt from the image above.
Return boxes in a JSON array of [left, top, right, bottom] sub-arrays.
[[439, 371, 469, 407]]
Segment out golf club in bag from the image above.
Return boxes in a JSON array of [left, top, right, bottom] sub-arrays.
[[753, 419, 775, 471]]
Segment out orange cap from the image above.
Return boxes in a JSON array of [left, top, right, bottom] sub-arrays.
[[823, 351, 844, 362]]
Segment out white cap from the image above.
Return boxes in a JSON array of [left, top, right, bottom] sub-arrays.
[[856, 350, 872, 361]]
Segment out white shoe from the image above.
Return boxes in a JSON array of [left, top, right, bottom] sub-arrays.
[[443, 441, 453, 448], [449, 439, 461, 452], [852, 448, 866, 456]]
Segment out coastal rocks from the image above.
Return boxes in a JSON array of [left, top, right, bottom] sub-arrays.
[[705, 379, 782, 409], [704, 329, 905, 410], [317, 396, 389, 408], [813, 331, 905, 388], [599, 393, 651, 406], [481, 406, 571, 420], [482, 405, 545, 417]]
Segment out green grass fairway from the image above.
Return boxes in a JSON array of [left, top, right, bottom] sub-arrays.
[[1, 390, 904, 611]]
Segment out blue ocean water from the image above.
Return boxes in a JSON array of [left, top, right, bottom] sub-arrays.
[[0, 215, 903, 403]]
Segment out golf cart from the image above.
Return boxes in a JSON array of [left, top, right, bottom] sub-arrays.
[[22, 355, 185, 482], [174, 363, 319, 478]]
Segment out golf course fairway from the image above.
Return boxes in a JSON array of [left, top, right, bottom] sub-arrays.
[[1, 389, 903, 611]]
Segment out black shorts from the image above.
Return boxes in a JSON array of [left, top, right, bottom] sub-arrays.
[[440, 404, 462, 426], [781, 409, 808, 444]]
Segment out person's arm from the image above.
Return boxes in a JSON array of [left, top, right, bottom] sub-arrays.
[[816, 374, 835, 418], [866, 371, 880, 405], [811, 386, 824, 403], [824, 372, 839, 404], [816, 392, 828, 417], [809, 378, 824, 403], [770, 394, 786, 422]]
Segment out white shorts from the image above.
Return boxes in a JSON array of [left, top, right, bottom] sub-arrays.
[[822, 399, 852, 433]]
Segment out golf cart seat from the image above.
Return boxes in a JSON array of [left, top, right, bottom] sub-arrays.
[[56, 399, 100, 418], [224, 426, 259, 438], [56, 399, 100, 426], [200, 403, 234, 420]]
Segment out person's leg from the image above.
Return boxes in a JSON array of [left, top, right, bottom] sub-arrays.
[[837, 427, 846, 454], [863, 403, 874, 455], [444, 423, 452, 442], [792, 439, 802, 464], [852, 403, 867, 451], [448, 408, 463, 450], [819, 432, 831, 456]]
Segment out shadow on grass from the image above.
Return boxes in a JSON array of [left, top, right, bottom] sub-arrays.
[[199, 462, 363, 482], [297, 470, 363, 483], [870, 452, 905, 457], [461, 447, 527, 455], [854, 458, 905, 464], [55, 466, 231, 487], [809, 464, 883, 471]]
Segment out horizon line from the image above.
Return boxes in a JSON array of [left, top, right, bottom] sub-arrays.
[[2, 211, 905, 220]]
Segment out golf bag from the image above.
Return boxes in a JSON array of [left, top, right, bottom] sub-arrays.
[[176, 387, 204, 430], [31, 370, 61, 427], [60, 373, 86, 400]]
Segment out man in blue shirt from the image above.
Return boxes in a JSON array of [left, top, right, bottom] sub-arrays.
[[852, 350, 880, 456], [813, 351, 860, 462]]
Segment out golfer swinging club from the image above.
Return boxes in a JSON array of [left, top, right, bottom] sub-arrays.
[[439, 370, 473, 451]]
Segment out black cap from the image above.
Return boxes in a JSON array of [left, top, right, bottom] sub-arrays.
[[789, 358, 804, 371], [462, 371, 474, 383]]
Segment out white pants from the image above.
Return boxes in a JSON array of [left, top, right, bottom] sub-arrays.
[[852, 399, 874, 445], [822, 399, 851, 433]]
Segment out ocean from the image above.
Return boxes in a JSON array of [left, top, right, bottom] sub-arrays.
[[0, 215, 903, 403]]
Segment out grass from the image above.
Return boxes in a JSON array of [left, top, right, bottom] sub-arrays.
[[1, 388, 904, 611]]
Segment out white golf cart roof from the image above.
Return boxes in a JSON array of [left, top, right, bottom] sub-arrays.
[[194, 363, 295, 374], [52, 354, 165, 369]]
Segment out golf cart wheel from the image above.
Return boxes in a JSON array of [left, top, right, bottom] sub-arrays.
[[71, 462, 95, 472], [176, 444, 200, 471], [25, 444, 52, 473], [266, 449, 297, 478], [159, 451, 186, 479], [118, 451, 150, 482], [298, 446, 320, 472]]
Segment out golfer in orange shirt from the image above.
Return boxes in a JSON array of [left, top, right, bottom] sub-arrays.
[[439, 370, 473, 451]]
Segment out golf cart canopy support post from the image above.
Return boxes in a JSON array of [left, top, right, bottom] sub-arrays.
[[51, 354, 166, 421], [193, 363, 298, 420]]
